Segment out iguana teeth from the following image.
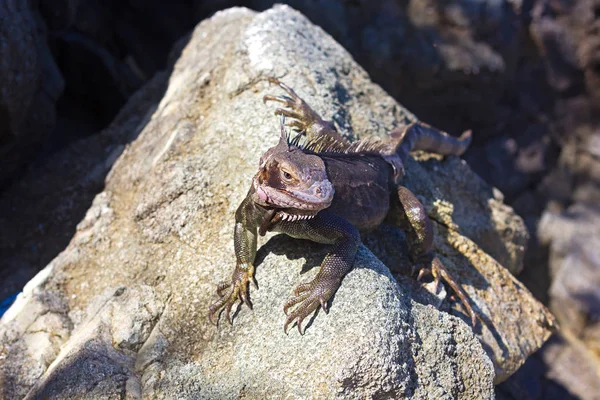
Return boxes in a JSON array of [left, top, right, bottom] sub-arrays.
[[278, 212, 316, 222]]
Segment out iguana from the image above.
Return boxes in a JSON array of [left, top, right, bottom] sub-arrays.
[[209, 78, 476, 333]]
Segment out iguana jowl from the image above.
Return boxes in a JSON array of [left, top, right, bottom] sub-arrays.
[[209, 78, 476, 333]]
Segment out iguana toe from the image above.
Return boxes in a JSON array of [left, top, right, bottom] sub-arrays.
[[264, 79, 321, 134], [283, 292, 310, 315], [216, 281, 230, 297], [208, 265, 256, 326], [417, 257, 478, 327], [262, 94, 294, 107], [282, 277, 339, 334]]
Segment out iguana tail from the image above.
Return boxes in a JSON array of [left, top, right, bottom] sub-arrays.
[[393, 122, 472, 163]]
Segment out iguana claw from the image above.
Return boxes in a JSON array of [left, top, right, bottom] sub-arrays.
[[264, 77, 343, 142], [283, 276, 339, 334], [417, 257, 478, 327], [208, 264, 257, 326], [264, 78, 316, 133]]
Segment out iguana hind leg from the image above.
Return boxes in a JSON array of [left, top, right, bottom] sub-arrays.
[[263, 77, 348, 143], [388, 186, 477, 326], [208, 263, 257, 326]]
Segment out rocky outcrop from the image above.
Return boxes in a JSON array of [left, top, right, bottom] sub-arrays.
[[0, 5, 555, 399]]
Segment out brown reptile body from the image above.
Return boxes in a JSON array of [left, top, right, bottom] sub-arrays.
[[208, 78, 476, 333]]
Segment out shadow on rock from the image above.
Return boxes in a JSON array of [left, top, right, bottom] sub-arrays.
[[0, 36, 192, 301]]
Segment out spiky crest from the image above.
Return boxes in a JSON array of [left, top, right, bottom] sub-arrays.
[[281, 123, 405, 181], [282, 122, 399, 158]]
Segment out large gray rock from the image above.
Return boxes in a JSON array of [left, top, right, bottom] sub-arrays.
[[0, 5, 554, 399]]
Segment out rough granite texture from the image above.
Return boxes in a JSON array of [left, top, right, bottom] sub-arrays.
[[0, 5, 555, 399]]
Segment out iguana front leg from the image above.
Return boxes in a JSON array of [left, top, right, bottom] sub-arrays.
[[276, 211, 361, 334], [388, 186, 478, 326], [263, 77, 348, 143], [208, 196, 260, 325]]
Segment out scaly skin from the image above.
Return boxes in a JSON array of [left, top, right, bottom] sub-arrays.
[[208, 78, 477, 333]]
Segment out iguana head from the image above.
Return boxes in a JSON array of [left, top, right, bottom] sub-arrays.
[[252, 119, 334, 219]]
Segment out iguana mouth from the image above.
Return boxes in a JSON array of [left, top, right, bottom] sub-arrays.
[[254, 178, 334, 212]]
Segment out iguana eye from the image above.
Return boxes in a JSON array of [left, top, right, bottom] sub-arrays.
[[282, 171, 292, 180]]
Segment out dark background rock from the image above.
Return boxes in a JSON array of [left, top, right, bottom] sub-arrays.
[[0, 0, 64, 185], [1, 0, 600, 397]]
